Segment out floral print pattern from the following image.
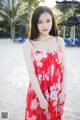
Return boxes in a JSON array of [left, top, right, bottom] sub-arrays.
[[25, 49, 66, 120]]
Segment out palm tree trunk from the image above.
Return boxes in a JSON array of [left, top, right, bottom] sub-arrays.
[[11, 26, 15, 42], [63, 25, 66, 39], [70, 0, 75, 44], [28, 0, 32, 22], [26, 0, 32, 34], [63, 8, 66, 39]]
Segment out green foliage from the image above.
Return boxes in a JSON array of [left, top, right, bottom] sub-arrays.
[[74, 4, 80, 15], [0, 0, 29, 38], [0, 0, 45, 38], [55, 1, 80, 38]]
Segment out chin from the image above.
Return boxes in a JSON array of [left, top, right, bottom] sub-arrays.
[[41, 32, 50, 35]]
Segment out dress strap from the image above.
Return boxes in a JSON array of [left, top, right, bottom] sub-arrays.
[[56, 36, 61, 49], [29, 40, 36, 48]]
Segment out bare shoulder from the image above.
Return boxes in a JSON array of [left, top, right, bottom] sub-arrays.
[[57, 36, 64, 44], [23, 39, 32, 51], [57, 36, 65, 48], [23, 39, 30, 47]]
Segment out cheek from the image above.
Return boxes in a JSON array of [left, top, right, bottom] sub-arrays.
[[49, 21, 52, 28], [37, 24, 42, 31]]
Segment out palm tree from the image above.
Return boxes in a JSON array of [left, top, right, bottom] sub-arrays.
[[0, 0, 28, 41], [56, 0, 71, 38], [19, 0, 45, 22], [18, 0, 45, 37]]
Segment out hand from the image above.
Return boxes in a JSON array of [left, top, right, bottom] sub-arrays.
[[39, 97, 49, 112], [58, 93, 66, 104]]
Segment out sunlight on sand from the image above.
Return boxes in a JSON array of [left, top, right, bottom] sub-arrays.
[[0, 39, 80, 120]]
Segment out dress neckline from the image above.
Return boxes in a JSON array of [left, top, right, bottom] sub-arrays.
[[29, 36, 61, 56], [32, 47, 62, 56]]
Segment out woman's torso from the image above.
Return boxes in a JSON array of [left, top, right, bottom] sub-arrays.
[[29, 36, 61, 55]]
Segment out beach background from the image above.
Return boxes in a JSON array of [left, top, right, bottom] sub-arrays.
[[0, 39, 80, 120]]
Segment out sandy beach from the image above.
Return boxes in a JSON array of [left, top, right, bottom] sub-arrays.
[[0, 39, 80, 120]]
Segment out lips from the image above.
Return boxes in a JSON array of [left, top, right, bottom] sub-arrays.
[[42, 29, 48, 31]]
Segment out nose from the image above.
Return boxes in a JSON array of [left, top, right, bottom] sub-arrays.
[[43, 23, 47, 28]]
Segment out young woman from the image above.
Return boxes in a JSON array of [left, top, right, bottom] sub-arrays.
[[23, 6, 67, 120]]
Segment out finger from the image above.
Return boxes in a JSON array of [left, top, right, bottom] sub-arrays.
[[46, 107, 48, 112]]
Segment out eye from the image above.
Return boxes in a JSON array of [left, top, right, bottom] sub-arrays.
[[37, 21, 42, 24], [46, 20, 50, 22]]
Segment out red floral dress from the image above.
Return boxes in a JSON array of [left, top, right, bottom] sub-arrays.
[[25, 44, 65, 120]]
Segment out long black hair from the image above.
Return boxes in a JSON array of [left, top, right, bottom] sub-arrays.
[[28, 6, 58, 40]]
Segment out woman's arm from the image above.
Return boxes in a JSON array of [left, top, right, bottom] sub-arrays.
[[58, 37, 67, 103], [23, 40, 48, 111]]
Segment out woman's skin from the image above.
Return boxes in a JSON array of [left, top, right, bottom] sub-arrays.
[[23, 12, 67, 112]]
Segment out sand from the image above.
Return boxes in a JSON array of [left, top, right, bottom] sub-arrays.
[[0, 39, 80, 120]]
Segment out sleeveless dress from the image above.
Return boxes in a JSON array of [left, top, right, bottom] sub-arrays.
[[25, 39, 65, 120]]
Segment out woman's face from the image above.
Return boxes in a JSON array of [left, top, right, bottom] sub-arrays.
[[37, 12, 52, 36]]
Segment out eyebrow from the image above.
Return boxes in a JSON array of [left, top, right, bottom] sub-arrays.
[[38, 19, 51, 21]]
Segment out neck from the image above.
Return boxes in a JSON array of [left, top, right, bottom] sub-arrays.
[[37, 34, 53, 41]]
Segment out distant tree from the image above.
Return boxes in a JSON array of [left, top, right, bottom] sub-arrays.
[[18, 0, 45, 37], [55, 0, 72, 38], [19, 0, 45, 22], [74, 3, 80, 15], [0, 0, 28, 41]]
